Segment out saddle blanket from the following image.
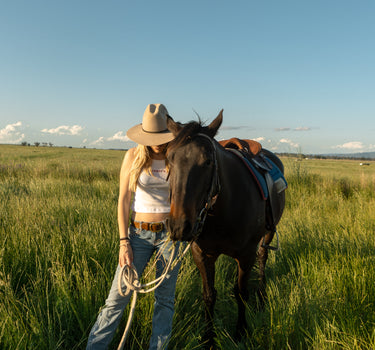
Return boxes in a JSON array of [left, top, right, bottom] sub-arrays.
[[226, 148, 287, 200]]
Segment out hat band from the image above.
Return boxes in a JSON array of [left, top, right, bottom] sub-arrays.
[[141, 127, 169, 134]]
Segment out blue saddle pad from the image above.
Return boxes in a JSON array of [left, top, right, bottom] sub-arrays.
[[241, 156, 287, 200]]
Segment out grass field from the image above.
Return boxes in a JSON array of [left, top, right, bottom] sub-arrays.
[[1, 144, 375, 349]]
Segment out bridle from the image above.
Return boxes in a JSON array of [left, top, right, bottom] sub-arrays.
[[191, 133, 221, 239]]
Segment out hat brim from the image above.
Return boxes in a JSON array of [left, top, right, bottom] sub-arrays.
[[126, 124, 175, 146]]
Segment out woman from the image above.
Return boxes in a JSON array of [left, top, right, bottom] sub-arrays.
[[87, 104, 180, 350]]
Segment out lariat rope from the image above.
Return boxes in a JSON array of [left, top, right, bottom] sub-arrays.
[[117, 240, 191, 350]]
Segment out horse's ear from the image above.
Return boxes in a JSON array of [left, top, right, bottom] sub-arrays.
[[167, 115, 182, 136], [207, 109, 223, 137]]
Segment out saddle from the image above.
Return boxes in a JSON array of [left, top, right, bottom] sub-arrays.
[[219, 138, 287, 233], [219, 138, 262, 157]]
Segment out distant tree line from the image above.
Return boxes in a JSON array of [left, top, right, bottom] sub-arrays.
[[277, 152, 375, 161], [19, 142, 79, 149], [21, 142, 54, 147], [17, 143, 373, 160]]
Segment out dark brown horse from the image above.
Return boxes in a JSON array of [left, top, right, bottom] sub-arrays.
[[166, 110, 286, 348]]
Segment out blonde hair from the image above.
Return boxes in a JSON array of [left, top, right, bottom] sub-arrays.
[[128, 145, 152, 192]]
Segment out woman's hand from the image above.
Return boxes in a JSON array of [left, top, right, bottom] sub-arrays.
[[119, 242, 133, 267]]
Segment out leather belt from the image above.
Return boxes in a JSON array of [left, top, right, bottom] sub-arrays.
[[131, 220, 165, 232]]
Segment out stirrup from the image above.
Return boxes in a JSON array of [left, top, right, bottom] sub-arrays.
[[261, 229, 280, 251]]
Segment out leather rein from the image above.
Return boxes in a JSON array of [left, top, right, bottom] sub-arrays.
[[192, 133, 221, 239]]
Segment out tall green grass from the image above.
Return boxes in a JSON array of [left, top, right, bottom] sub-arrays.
[[1, 145, 374, 349]]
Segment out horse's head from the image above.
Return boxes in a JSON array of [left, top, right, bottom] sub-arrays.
[[166, 110, 223, 241]]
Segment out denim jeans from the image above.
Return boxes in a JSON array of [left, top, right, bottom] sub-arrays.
[[86, 225, 181, 350]]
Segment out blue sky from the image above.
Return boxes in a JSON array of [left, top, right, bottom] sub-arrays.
[[1, 0, 374, 154]]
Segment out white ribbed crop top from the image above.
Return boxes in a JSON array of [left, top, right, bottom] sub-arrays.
[[131, 159, 170, 213]]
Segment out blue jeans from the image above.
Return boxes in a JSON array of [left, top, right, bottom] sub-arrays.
[[86, 226, 181, 350]]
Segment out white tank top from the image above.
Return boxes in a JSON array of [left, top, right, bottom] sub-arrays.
[[132, 159, 170, 213]]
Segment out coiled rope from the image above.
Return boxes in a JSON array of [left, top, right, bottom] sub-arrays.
[[117, 240, 191, 350]]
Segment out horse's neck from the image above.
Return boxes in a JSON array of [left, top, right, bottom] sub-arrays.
[[215, 147, 243, 206]]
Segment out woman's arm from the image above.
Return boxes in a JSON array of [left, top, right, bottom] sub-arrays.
[[117, 148, 136, 267]]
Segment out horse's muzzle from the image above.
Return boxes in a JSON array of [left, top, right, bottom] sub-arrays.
[[166, 217, 194, 242]]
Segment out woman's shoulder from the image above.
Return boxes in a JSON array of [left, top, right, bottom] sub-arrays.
[[124, 147, 137, 160], [120, 147, 137, 170]]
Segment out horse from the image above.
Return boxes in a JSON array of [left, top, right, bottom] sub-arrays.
[[165, 110, 286, 348]]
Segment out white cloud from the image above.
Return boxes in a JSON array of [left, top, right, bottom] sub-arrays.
[[91, 137, 105, 145], [275, 126, 312, 132], [294, 127, 311, 131], [279, 138, 299, 148], [221, 125, 253, 131], [253, 137, 265, 142], [108, 131, 130, 142], [333, 141, 364, 150], [90, 131, 132, 146], [0, 121, 25, 143], [41, 125, 84, 136]]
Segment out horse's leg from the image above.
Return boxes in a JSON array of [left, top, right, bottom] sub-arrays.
[[234, 251, 257, 340], [257, 231, 274, 307], [191, 242, 218, 349]]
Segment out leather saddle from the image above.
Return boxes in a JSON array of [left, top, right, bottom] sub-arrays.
[[219, 138, 262, 157]]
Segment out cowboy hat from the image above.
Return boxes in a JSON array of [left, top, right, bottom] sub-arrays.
[[126, 104, 175, 146]]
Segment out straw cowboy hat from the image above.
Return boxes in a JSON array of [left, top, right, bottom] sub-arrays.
[[126, 104, 175, 146]]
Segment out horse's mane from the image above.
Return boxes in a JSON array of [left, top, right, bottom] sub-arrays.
[[168, 119, 211, 152]]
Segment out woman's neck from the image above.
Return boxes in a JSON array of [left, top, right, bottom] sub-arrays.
[[151, 154, 166, 160]]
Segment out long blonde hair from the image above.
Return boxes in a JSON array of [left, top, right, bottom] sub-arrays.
[[128, 145, 152, 192]]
